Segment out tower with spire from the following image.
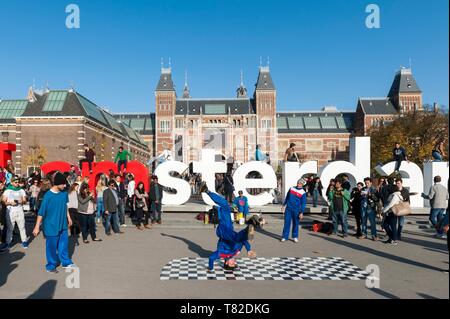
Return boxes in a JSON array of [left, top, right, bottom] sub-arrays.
[[182, 70, 191, 99], [387, 67, 422, 113], [155, 58, 177, 155], [236, 69, 248, 98], [254, 57, 277, 158]]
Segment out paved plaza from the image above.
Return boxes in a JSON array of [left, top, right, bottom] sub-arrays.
[[0, 212, 448, 299]]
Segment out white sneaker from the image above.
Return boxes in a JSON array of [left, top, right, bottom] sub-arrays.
[[121, 224, 127, 228], [293, 238, 298, 243], [280, 238, 286, 242], [61, 264, 78, 269]]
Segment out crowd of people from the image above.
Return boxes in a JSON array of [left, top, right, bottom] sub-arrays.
[[0, 141, 448, 273], [0, 152, 166, 272], [279, 173, 449, 249]]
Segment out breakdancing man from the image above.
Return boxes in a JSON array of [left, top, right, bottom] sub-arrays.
[[199, 182, 265, 271]]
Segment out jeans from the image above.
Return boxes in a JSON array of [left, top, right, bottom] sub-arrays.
[[117, 160, 127, 172], [78, 213, 97, 241], [384, 213, 403, 241], [151, 202, 162, 222], [383, 213, 395, 241], [397, 216, 405, 240], [394, 160, 402, 172], [361, 206, 377, 237], [29, 197, 37, 211], [96, 198, 104, 219], [282, 207, 300, 239], [332, 210, 348, 235], [103, 211, 120, 234], [429, 208, 446, 235], [432, 151, 443, 161], [312, 190, 319, 207], [79, 159, 93, 172], [118, 198, 125, 225], [45, 230, 73, 271]]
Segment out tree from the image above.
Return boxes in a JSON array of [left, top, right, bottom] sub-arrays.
[[369, 110, 449, 171], [24, 143, 48, 168]]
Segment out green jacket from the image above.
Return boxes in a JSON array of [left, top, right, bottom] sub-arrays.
[[114, 150, 132, 162], [327, 188, 351, 212]]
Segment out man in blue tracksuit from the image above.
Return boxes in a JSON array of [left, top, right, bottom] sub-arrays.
[[200, 183, 260, 271], [232, 191, 249, 217], [281, 179, 307, 242]]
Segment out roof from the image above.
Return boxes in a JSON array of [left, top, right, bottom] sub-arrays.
[[0, 100, 28, 123], [156, 68, 175, 91], [113, 113, 155, 135], [276, 112, 355, 134], [175, 98, 256, 115], [358, 98, 398, 115], [8, 89, 147, 147], [255, 66, 275, 90], [388, 68, 422, 97]]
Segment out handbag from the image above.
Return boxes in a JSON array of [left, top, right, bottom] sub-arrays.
[[391, 201, 412, 216], [136, 199, 145, 209]]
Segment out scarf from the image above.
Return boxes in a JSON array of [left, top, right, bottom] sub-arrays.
[[6, 185, 22, 191]]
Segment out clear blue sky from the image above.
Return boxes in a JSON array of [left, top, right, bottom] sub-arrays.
[[0, 0, 448, 113]]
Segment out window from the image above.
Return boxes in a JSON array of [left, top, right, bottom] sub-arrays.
[[160, 120, 170, 133], [261, 119, 272, 131], [175, 119, 184, 128]]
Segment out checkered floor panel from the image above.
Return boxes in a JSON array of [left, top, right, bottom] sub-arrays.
[[160, 257, 369, 280]]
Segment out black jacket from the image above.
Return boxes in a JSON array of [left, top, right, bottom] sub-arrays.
[[224, 175, 234, 193], [115, 181, 127, 199], [149, 183, 163, 202]]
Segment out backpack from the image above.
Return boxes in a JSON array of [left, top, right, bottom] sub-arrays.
[[208, 207, 219, 227]]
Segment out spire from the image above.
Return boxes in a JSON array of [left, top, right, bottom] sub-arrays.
[[236, 69, 247, 98], [27, 86, 37, 103], [182, 69, 191, 99]]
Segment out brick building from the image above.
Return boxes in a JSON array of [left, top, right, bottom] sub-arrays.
[[116, 64, 422, 168], [0, 88, 150, 176], [1, 65, 423, 174]]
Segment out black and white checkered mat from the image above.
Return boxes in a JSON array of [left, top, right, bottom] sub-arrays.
[[160, 257, 369, 280]]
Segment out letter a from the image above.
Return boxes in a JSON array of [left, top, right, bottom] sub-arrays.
[[365, 4, 380, 29], [66, 4, 80, 29]]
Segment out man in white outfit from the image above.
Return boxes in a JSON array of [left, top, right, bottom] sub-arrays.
[[0, 176, 28, 252]]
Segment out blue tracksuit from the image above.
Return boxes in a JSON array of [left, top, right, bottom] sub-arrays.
[[233, 196, 249, 216], [207, 191, 251, 270], [282, 186, 307, 239]]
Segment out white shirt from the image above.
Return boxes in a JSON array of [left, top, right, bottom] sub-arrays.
[[3, 188, 26, 213], [127, 180, 135, 197], [68, 191, 79, 209]]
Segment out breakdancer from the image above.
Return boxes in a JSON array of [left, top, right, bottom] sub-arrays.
[[199, 182, 265, 271]]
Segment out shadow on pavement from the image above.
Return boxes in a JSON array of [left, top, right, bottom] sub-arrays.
[[256, 227, 281, 241], [26, 280, 57, 299], [68, 235, 78, 259], [399, 236, 447, 252], [369, 288, 399, 299], [309, 233, 444, 272], [416, 292, 439, 299], [0, 251, 25, 288], [161, 233, 213, 257], [423, 247, 448, 255]]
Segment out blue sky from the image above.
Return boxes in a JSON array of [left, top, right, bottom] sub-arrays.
[[0, 0, 448, 113]]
